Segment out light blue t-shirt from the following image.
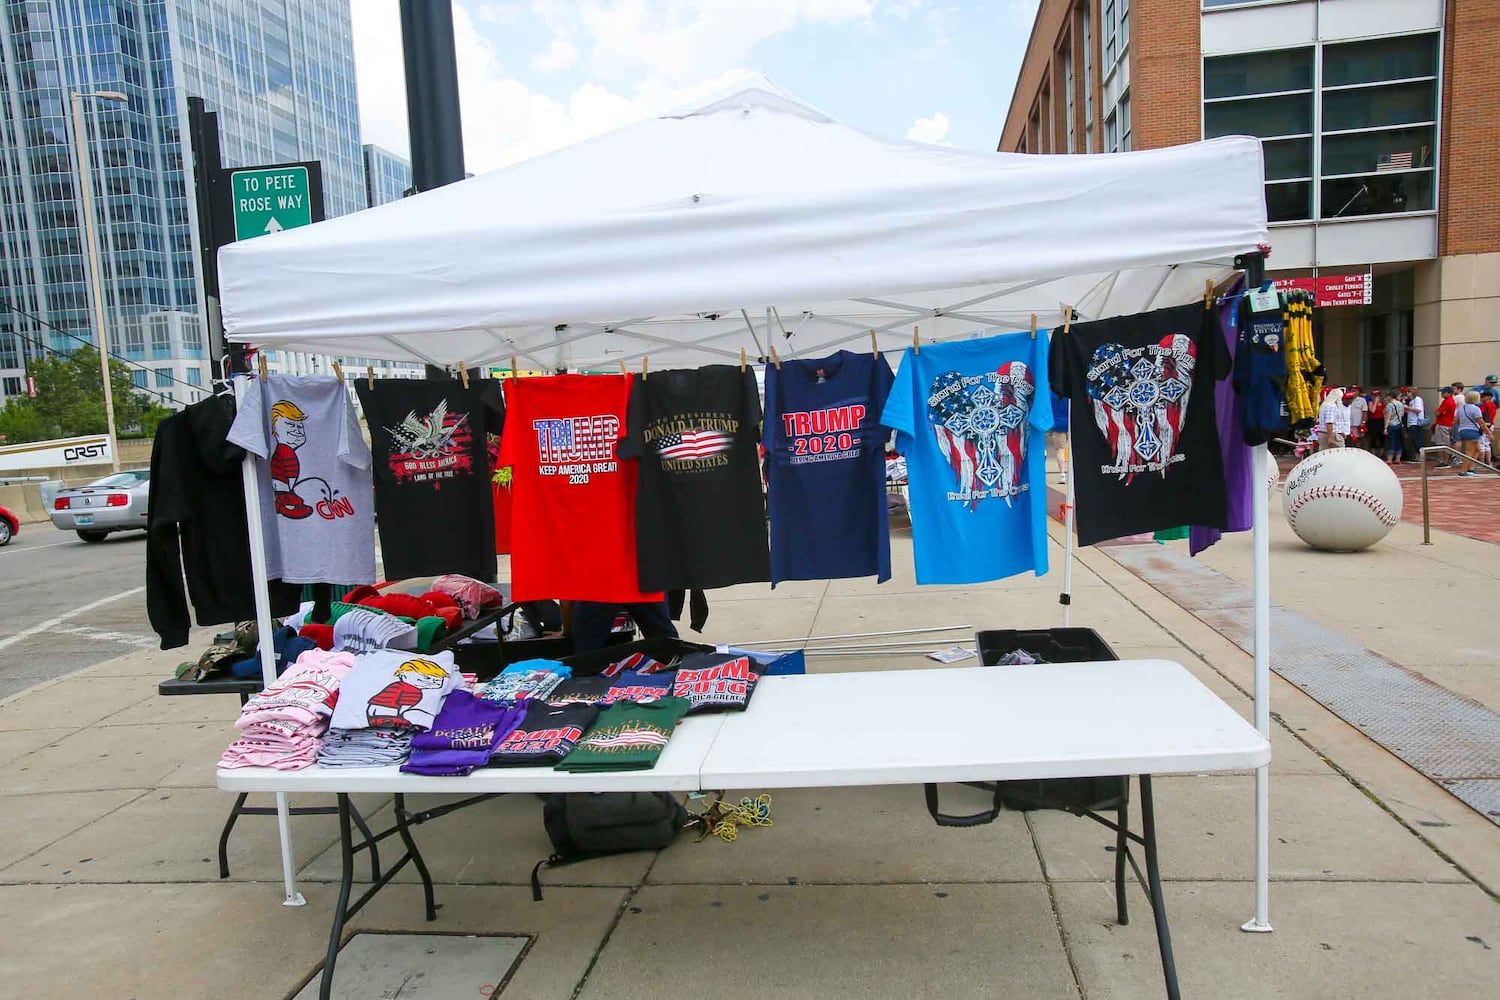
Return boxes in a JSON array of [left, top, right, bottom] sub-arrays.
[[881, 331, 1053, 584]]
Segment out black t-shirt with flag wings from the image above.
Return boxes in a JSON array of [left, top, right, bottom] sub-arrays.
[[620, 365, 771, 590], [1048, 302, 1230, 547], [356, 378, 504, 581]]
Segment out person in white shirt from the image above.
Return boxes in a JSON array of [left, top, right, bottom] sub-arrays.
[[1316, 387, 1351, 449], [1346, 388, 1368, 446], [1404, 389, 1428, 463]]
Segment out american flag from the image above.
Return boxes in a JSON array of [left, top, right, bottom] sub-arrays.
[[1376, 151, 1413, 171], [657, 429, 734, 461], [534, 415, 618, 463], [932, 424, 980, 508]]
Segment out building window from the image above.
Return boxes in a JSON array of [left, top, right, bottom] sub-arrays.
[[1103, 0, 1117, 67], [2, 377, 21, 397], [1203, 33, 1437, 224], [1359, 312, 1413, 388], [131, 369, 148, 388], [1105, 110, 1118, 153], [1063, 42, 1076, 153], [1119, 91, 1131, 151], [185, 367, 202, 386], [154, 367, 172, 388], [1082, 3, 1094, 152], [1319, 34, 1439, 219]]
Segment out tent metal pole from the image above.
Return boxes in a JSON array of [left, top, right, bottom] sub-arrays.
[[235, 375, 306, 909], [748, 624, 971, 646], [739, 309, 766, 357], [1243, 442, 1273, 932], [1062, 420, 1075, 628]]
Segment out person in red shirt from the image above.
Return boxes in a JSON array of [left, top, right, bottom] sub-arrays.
[[1366, 390, 1386, 453], [1481, 389, 1498, 468], [1433, 387, 1457, 467]]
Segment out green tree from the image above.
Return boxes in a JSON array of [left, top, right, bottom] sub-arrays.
[[0, 346, 174, 444]]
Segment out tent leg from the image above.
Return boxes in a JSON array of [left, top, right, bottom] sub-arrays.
[[236, 376, 306, 908], [1061, 424, 1074, 627], [1243, 443, 1272, 933]]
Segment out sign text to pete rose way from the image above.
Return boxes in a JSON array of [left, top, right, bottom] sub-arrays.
[[1274, 272, 1372, 308]]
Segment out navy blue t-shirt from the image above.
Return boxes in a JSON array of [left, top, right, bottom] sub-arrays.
[[764, 351, 896, 586]]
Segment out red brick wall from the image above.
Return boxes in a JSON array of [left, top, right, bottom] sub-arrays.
[[999, 0, 1076, 151], [1439, 0, 1500, 256], [1129, 0, 1202, 150]]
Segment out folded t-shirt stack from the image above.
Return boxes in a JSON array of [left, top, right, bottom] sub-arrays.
[[401, 690, 528, 776], [600, 651, 671, 677], [333, 607, 418, 654], [476, 659, 572, 704], [555, 697, 692, 773], [546, 675, 615, 705], [672, 653, 760, 714], [318, 649, 459, 768], [431, 574, 504, 620], [220, 650, 355, 770], [486, 701, 600, 767], [604, 670, 674, 704]]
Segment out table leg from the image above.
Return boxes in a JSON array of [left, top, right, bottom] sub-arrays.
[[393, 793, 437, 921], [348, 800, 381, 882], [319, 794, 356, 1000], [1115, 798, 1130, 925], [217, 792, 249, 879], [1139, 775, 1180, 1000]]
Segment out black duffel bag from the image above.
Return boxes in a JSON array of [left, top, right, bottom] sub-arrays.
[[531, 792, 687, 900]]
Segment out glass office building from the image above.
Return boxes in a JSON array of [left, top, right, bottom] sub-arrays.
[[0, 0, 365, 406], [363, 142, 410, 208]]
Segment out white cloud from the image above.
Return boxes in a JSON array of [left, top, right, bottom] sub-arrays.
[[528, 37, 579, 72], [906, 111, 950, 144], [350, 0, 767, 173]]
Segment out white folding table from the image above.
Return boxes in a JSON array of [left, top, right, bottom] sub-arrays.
[[219, 660, 1269, 1000]]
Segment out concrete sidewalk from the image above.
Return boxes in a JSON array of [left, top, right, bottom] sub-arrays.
[[1, 531, 1497, 999]]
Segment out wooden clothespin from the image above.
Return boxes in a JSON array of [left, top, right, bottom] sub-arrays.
[[870, 330, 879, 359], [458, 362, 469, 389], [620, 360, 627, 376], [740, 347, 747, 372], [913, 325, 920, 355], [1204, 279, 1215, 310], [642, 356, 649, 381], [769, 345, 782, 370], [1030, 314, 1038, 340], [510, 356, 518, 379], [1062, 306, 1074, 334], [332, 361, 344, 383], [257, 352, 268, 380], [366, 366, 374, 389]]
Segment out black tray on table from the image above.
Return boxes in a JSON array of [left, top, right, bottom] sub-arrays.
[[974, 626, 1126, 815], [430, 604, 639, 680], [560, 636, 716, 677]]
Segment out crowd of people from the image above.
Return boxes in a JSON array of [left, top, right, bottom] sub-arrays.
[[1312, 374, 1499, 476]]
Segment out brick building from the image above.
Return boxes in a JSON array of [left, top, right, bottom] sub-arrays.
[[1000, 0, 1499, 398]]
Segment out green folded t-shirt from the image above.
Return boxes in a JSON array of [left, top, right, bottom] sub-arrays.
[[554, 697, 692, 773]]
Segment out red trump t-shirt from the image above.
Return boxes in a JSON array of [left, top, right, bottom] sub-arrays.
[[497, 374, 662, 603]]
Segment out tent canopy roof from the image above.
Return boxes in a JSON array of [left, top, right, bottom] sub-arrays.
[[219, 77, 1268, 370]]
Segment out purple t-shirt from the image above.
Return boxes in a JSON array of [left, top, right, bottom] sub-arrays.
[[1190, 283, 1254, 556], [401, 690, 527, 776]]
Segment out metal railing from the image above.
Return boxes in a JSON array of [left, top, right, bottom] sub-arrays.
[[1420, 446, 1499, 545]]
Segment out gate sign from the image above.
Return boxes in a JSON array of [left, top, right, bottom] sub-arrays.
[[230, 166, 313, 241], [0, 434, 113, 472], [1274, 272, 1373, 308]]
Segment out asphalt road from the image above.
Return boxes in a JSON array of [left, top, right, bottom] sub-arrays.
[[0, 521, 158, 700]]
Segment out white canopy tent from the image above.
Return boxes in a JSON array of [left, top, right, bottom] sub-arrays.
[[219, 78, 1274, 931]]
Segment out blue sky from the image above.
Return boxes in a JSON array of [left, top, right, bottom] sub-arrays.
[[351, 0, 1041, 172]]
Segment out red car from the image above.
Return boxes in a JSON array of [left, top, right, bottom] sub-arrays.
[[0, 504, 17, 547]]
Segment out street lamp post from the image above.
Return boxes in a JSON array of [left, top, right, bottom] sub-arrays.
[[70, 89, 129, 473]]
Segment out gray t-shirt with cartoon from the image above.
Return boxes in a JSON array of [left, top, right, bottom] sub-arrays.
[[228, 374, 375, 584]]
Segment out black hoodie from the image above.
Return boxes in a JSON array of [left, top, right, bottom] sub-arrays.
[[146, 394, 301, 649]]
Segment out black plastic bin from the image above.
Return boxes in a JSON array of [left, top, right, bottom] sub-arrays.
[[975, 626, 1127, 815]]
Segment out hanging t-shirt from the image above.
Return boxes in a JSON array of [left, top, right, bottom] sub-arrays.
[[763, 351, 895, 586], [487, 701, 600, 767], [328, 650, 459, 732], [620, 366, 770, 590], [1049, 302, 1231, 547], [227, 374, 375, 584], [355, 378, 505, 582], [881, 331, 1053, 584], [554, 697, 692, 773], [1234, 291, 1290, 447], [496, 374, 661, 603]]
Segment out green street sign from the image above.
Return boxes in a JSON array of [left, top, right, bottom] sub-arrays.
[[230, 165, 313, 240]]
